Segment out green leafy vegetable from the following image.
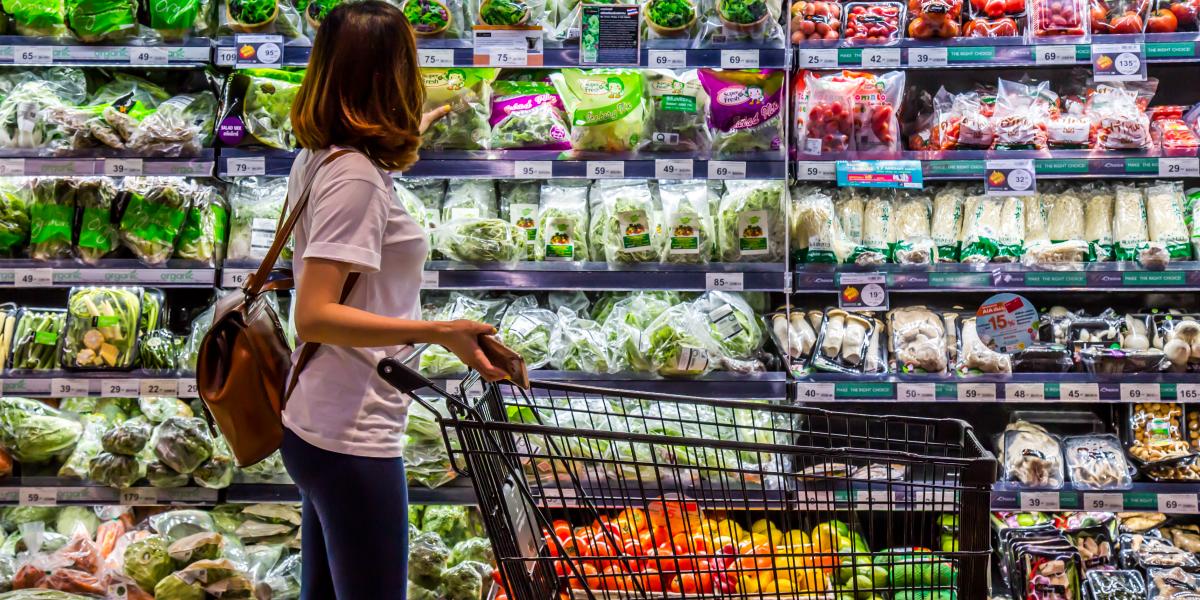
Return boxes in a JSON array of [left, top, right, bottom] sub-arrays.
[[152, 417, 213, 474], [10, 309, 65, 370], [717, 0, 764, 23], [422, 69, 497, 151], [438, 218, 526, 264], [717, 180, 785, 262], [0, 180, 30, 256], [101, 418, 151, 455], [647, 0, 694, 27], [29, 179, 74, 260], [124, 536, 175, 591], [243, 70, 301, 150], [88, 451, 144, 487], [403, 0, 451, 32], [61, 286, 143, 369], [73, 178, 119, 265], [550, 69, 647, 152], [119, 178, 193, 265], [229, 0, 275, 24], [66, 0, 138, 42], [479, 0, 527, 24]]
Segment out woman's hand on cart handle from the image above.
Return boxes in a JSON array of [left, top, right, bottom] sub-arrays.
[[433, 320, 510, 382], [419, 105, 452, 134]]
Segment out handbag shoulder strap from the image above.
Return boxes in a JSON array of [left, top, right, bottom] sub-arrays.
[[284, 270, 359, 404]]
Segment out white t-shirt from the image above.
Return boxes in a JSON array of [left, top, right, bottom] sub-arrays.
[[281, 147, 428, 458]]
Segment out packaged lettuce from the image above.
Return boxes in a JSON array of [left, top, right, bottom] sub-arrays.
[[550, 69, 648, 153], [473, 0, 549, 26], [3, 0, 68, 35], [697, 69, 784, 159], [645, 70, 711, 154], [659, 180, 712, 264], [0, 179, 30, 257], [692, 290, 761, 359], [600, 181, 659, 265], [489, 80, 571, 151], [538, 181, 590, 261], [119, 178, 194, 265], [226, 177, 289, 261], [216, 69, 302, 150], [29, 178, 75, 261], [499, 180, 541, 259], [401, 0, 467, 38], [498, 296, 556, 369], [148, 0, 208, 39], [437, 218, 525, 264], [442, 180, 497, 222], [422, 68, 497, 151], [419, 294, 506, 376], [549, 307, 619, 373], [641, 302, 718, 377], [72, 178, 119, 266], [66, 0, 138, 42], [174, 183, 228, 266], [716, 180, 784, 262]]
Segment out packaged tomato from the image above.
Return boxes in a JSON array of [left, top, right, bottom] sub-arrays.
[[844, 1, 905, 43], [970, 0, 1024, 17], [963, 15, 1023, 33], [1088, 80, 1157, 150], [1148, 0, 1195, 30], [846, 70, 906, 152], [908, 0, 964, 36], [991, 79, 1053, 150], [1091, 0, 1149, 33], [1030, 0, 1089, 36], [1151, 105, 1200, 153], [790, 0, 843, 42], [933, 87, 996, 149], [795, 70, 859, 155]]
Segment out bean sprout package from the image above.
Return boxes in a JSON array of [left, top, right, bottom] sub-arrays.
[[422, 68, 498, 151], [992, 79, 1053, 150], [698, 69, 784, 159], [550, 69, 648, 154], [645, 70, 711, 154], [488, 80, 572, 151], [1087, 80, 1157, 151]]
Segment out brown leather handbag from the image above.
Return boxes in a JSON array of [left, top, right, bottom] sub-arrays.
[[196, 149, 356, 467]]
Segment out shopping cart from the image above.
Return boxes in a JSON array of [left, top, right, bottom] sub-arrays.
[[379, 357, 997, 600]]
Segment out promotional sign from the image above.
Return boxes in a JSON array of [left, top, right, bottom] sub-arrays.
[[975, 293, 1038, 352], [836, 160, 924, 189], [838, 273, 888, 311], [985, 159, 1036, 196], [580, 5, 640, 65]]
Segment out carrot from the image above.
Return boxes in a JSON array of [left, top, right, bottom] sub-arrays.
[[94, 520, 126, 558]]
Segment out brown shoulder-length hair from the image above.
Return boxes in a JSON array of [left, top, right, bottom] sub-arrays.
[[291, 1, 425, 171]]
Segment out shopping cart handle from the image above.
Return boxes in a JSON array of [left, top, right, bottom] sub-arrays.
[[377, 356, 475, 416]]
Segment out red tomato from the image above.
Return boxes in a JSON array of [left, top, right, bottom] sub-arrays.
[[1170, 0, 1196, 24], [568, 563, 599, 590], [638, 530, 655, 551], [590, 540, 617, 570], [543, 533, 560, 557], [552, 520, 571, 541], [563, 536, 592, 558], [599, 565, 633, 591], [645, 547, 679, 574], [621, 540, 646, 572], [1151, 6, 1181, 29], [639, 568, 665, 593], [677, 572, 713, 594], [1110, 11, 1144, 32]]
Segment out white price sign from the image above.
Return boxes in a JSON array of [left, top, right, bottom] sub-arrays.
[[13, 46, 53, 64], [129, 47, 169, 65], [1121, 383, 1160, 402], [707, 161, 746, 179], [1159, 157, 1200, 178], [796, 161, 836, 181], [419, 49, 455, 67], [1178, 384, 1200, 401], [120, 488, 159, 505], [50, 378, 89, 397], [798, 48, 838, 68], [489, 48, 528, 66], [19, 487, 56, 506], [957, 383, 996, 402], [720, 49, 759, 68], [795, 382, 835, 402], [862, 48, 901, 67], [0, 159, 25, 176], [1159, 493, 1199, 513], [104, 158, 143, 176], [897, 383, 936, 402], [1035, 45, 1077, 65], [647, 50, 686, 68], [227, 157, 266, 176], [908, 47, 947, 66], [223, 270, 250, 288], [216, 47, 237, 65], [177, 379, 200, 398], [421, 270, 440, 289], [13, 268, 52, 287], [513, 161, 553, 178], [101, 379, 139, 398], [1005, 383, 1046, 402], [587, 161, 624, 178], [1084, 493, 1124, 511], [1060, 383, 1100, 402], [705, 272, 744, 291], [655, 159, 693, 179], [140, 379, 178, 397], [1020, 492, 1060, 511]]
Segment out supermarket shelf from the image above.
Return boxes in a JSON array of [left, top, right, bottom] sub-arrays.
[[0, 151, 214, 177], [796, 33, 1200, 70], [225, 480, 479, 505], [992, 482, 1200, 514], [793, 262, 1200, 292], [0, 372, 199, 398], [439, 370, 788, 399], [0, 259, 216, 288], [793, 373, 1200, 403], [213, 37, 311, 67], [0, 479, 476, 506], [794, 152, 1200, 182], [219, 148, 787, 179], [0, 37, 212, 67]]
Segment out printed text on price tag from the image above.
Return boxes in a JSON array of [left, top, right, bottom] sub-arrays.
[[862, 48, 901, 67], [957, 383, 996, 402], [421, 271, 440, 289], [14, 268, 52, 287], [129, 47, 169, 65], [1021, 492, 1060, 511], [647, 50, 686, 68], [0, 159, 25, 176], [588, 161, 624, 178], [1060, 383, 1099, 401], [13, 46, 53, 64], [655, 159, 693, 179], [1178, 384, 1200, 401], [708, 161, 746, 179], [1084, 493, 1124, 511], [140, 379, 179, 397], [1035, 45, 1077, 65], [120, 488, 159, 506], [489, 48, 528, 66], [1121, 383, 1160, 402], [795, 383, 835, 402], [1092, 43, 1146, 81], [908, 47, 947, 66], [1159, 494, 1199, 513], [50, 379, 88, 397], [897, 383, 935, 402], [1006, 383, 1046, 401], [19, 487, 56, 506], [705, 272, 744, 291], [419, 49, 455, 67], [104, 158, 143, 176], [720, 49, 759, 67], [177, 379, 200, 398], [796, 161, 836, 180], [799, 49, 838, 68], [1159, 157, 1200, 178], [102, 379, 139, 398], [227, 157, 266, 176], [985, 159, 1036, 196], [513, 161, 552, 178]]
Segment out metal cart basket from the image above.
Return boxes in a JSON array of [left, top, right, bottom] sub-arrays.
[[380, 359, 997, 600]]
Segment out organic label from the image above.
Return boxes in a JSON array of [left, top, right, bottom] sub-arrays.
[[736, 210, 768, 255], [667, 215, 700, 254]]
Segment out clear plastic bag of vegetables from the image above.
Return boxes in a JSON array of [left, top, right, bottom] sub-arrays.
[[436, 218, 526, 264], [538, 181, 590, 261], [499, 180, 541, 259], [172, 183, 227, 266], [58, 414, 105, 479], [180, 300, 216, 371], [549, 307, 620, 373], [72, 178, 120, 266], [29, 178, 75, 261], [0, 179, 31, 257], [497, 295, 556, 369], [217, 69, 302, 150], [640, 302, 719, 377], [442, 180, 497, 222], [10, 308, 66, 371], [118, 178, 194, 265], [692, 290, 762, 360], [550, 69, 648, 154], [600, 180, 660, 265], [89, 451, 145, 488], [138, 329, 180, 370], [645, 70, 711, 154], [60, 286, 143, 371], [146, 0, 213, 39], [659, 180, 713, 264], [400, 0, 468, 38], [0, 397, 82, 463], [716, 179, 785, 262], [472, 0, 550, 28], [127, 91, 218, 157], [419, 294, 506, 377], [422, 68, 497, 151], [404, 400, 457, 488], [151, 416, 213, 474], [227, 177, 290, 261], [601, 291, 679, 370]]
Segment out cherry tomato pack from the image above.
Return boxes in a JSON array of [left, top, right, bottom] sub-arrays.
[[794, 70, 906, 155]]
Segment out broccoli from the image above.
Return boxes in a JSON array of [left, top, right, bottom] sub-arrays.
[[409, 530, 450, 590], [420, 506, 480, 547], [449, 537, 494, 567], [441, 562, 484, 600]]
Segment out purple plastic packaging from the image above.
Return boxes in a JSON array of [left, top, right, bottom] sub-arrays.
[[488, 80, 572, 151], [697, 68, 785, 158]]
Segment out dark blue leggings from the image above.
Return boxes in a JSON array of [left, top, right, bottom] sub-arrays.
[[281, 428, 409, 600]]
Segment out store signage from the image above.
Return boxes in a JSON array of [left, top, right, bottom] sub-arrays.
[[13, 46, 53, 65], [102, 379, 139, 397], [580, 5, 640, 66], [233, 35, 283, 67], [836, 160, 923, 189], [720, 49, 759, 68], [1092, 43, 1146, 82], [837, 272, 888, 311], [796, 161, 836, 181], [655, 159, 693, 179], [908, 47, 947, 66], [473, 26, 543, 66], [647, 50, 686, 68], [798, 49, 837, 68], [974, 293, 1037, 353], [514, 161, 553, 178], [1159, 157, 1200, 178], [419, 49, 455, 67], [985, 159, 1036, 196], [861, 48, 900, 67], [1034, 44, 1076, 65]]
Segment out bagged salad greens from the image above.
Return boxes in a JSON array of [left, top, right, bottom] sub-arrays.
[[659, 180, 712, 264], [218, 0, 306, 37], [698, 0, 784, 46], [716, 180, 784, 262], [422, 68, 497, 151], [698, 69, 784, 158], [71, 178, 119, 265], [61, 286, 143, 370], [65, 0, 138, 42], [148, 0, 211, 39], [436, 218, 526, 264], [599, 180, 659, 265], [0, 179, 30, 257], [538, 181, 589, 261], [126, 92, 218, 157], [499, 180, 540, 259], [693, 290, 761, 359], [498, 296, 556, 369], [401, 0, 467, 38], [227, 177, 289, 261], [442, 180, 497, 221], [119, 177, 194, 265], [550, 69, 647, 153], [641, 302, 718, 376], [0, 70, 88, 150], [601, 291, 678, 370], [29, 179, 75, 260], [645, 70, 710, 154], [419, 294, 506, 376], [217, 69, 303, 150], [89, 451, 144, 487], [3, 0, 68, 35], [58, 414, 105, 479], [488, 80, 571, 151], [473, 0, 549, 27], [174, 183, 228, 265], [10, 308, 65, 370], [550, 307, 619, 373]]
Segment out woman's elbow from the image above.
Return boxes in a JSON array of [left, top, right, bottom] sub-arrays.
[[293, 310, 327, 344]]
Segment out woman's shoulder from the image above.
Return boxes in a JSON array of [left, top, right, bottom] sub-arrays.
[[301, 147, 392, 193]]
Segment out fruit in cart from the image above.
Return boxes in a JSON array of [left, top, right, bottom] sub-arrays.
[[1148, 6, 1179, 28]]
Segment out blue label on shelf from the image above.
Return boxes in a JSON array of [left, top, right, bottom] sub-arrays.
[[836, 160, 923, 189], [975, 293, 1038, 353]]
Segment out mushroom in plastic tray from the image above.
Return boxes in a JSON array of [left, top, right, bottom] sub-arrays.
[[810, 308, 875, 374], [1079, 346, 1166, 374], [1001, 421, 1065, 490], [1125, 402, 1200, 480], [1151, 567, 1200, 600], [1083, 570, 1146, 600]]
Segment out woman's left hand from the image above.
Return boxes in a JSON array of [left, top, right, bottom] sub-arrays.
[[419, 105, 452, 134]]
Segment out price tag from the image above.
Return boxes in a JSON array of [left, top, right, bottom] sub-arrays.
[[0, 159, 25, 176], [798, 48, 838, 68], [120, 488, 159, 506], [897, 383, 935, 402], [445, 378, 485, 397], [795, 382, 835, 402], [104, 158, 143, 176], [1060, 383, 1100, 402], [140, 379, 179, 397], [129, 47, 169, 65], [216, 47, 237, 65], [838, 272, 888, 311], [1178, 384, 1200, 401], [957, 383, 997, 402], [419, 49, 455, 67], [19, 487, 56, 506], [13, 268, 53, 287], [705, 272, 744, 291], [101, 379, 139, 398], [707, 161, 746, 179], [1121, 383, 1161, 402], [421, 270, 440, 289], [796, 161, 836, 181], [513, 161, 553, 178], [1092, 42, 1146, 81], [1020, 492, 1060, 511], [489, 48, 528, 66], [587, 161, 624, 178], [227, 157, 266, 176], [223, 270, 250, 288], [985, 159, 1036, 196], [1035, 45, 1077, 65], [13, 46, 53, 65], [861, 48, 901, 67], [50, 378, 89, 397], [855, 490, 891, 505], [1005, 383, 1046, 402], [908, 47, 948, 66], [720, 49, 759, 68], [1158, 493, 1199, 513], [647, 49, 686, 68], [177, 379, 199, 399], [1083, 493, 1124, 511], [655, 159, 693, 179], [234, 34, 284, 67], [1159, 157, 1200, 178]]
